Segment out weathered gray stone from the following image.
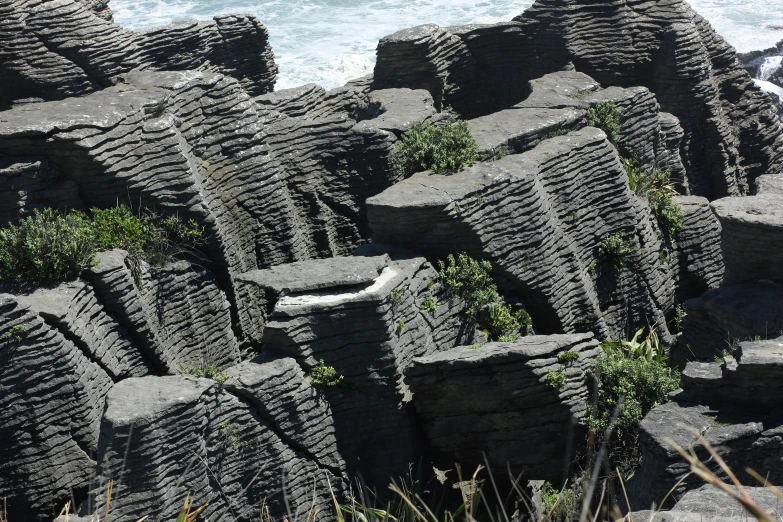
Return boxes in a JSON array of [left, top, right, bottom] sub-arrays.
[[630, 484, 783, 520], [712, 195, 783, 283], [671, 196, 724, 302], [405, 334, 600, 481]]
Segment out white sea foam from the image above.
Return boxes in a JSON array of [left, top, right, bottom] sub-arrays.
[[110, 0, 783, 90]]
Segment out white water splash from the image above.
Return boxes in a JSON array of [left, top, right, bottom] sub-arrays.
[[759, 56, 783, 81]]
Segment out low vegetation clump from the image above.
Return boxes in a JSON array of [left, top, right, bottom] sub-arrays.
[[310, 360, 344, 387], [420, 297, 437, 317], [586, 101, 622, 145], [541, 481, 580, 522], [2, 324, 27, 342], [623, 159, 685, 235], [544, 367, 567, 390], [392, 121, 479, 176], [179, 363, 229, 385], [438, 252, 532, 341], [587, 329, 680, 474], [0, 205, 206, 283], [600, 233, 638, 267]]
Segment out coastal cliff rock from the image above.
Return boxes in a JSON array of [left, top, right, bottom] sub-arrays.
[[373, 0, 783, 199]]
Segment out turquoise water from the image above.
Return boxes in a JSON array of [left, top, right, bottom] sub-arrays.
[[111, 0, 783, 90]]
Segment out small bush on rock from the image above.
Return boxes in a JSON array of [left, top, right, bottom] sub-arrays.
[[586, 101, 622, 145], [600, 233, 638, 267], [587, 330, 680, 474], [438, 252, 496, 316], [392, 121, 479, 175], [541, 481, 580, 522], [180, 363, 229, 385], [488, 302, 531, 340], [310, 360, 344, 387], [623, 159, 685, 235]]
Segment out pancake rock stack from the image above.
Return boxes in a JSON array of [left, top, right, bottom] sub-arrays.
[[1, 0, 783, 520]]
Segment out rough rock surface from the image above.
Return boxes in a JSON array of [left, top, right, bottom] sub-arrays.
[[405, 334, 600, 481], [368, 126, 707, 342], [711, 195, 783, 284], [0, 0, 277, 108], [374, 0, 783, 199], [630, 485, 783, 520]]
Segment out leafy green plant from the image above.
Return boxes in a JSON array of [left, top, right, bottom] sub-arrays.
[[310, 360, 344, 387], [600, 233, 638, 267], [497, 334, 520, 342], [392, 121, 479, 175], [673, 303, 687, 333], [420, 297, 437, 317], [541, 481, 579, 522], [438, 253, 497, 316], [0, 208, 95, 282], [179, 363, 229, 385], [487, 302, 530, 340], [218, 422, 241, 449], [558, 351, 579, 364], [544, 367, 567, 390], [389, 287, 405, 306], [586, 101, 622, 144], [587, 333, 680, 473], [396, 320, 405, 333], [623, 159, 684, 235], [2, 324, 26, 342]]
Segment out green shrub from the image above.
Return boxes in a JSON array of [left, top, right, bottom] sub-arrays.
[[586, 101, 622, 144], [600, 233, 638, 267], [392, 121, 479, 175], [396, 320, 405, 333], [586, 333, 680, 473], [310, 360, 344, 387], [558, 351, 580, 364], [438, 253, 497, 316], [180, 363, 229, 385], [544, 368, 567, 390], [487, 302, 530, 340], [0, 208, 95, 282], [420, 297, 437, 317], [2, 325, 27, 342], [541, 482, 579, 522], [389, 287, 405, 306], [497, 334, 520, 342], [623, 160, 684, 235], [673, 303, 687, 333]]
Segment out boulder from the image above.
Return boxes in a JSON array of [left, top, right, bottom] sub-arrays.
[[405, 334, 601, 481]]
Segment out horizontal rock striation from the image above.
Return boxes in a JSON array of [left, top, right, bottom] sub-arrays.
[[91, 376, 345, 522], [0, 0, 277, 108], [405, 334, 600, 481], [373, 0, 783, 199], [367, 126, 713, 341]]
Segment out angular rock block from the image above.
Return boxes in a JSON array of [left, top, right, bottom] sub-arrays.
[[405, 334, 600, 481], [373, 0, 783, 198], [712, 195, 783, 283], [90, 376, 344, 522], [630, 485, 783, 521], [1, 0, 278, 107], [0, 295, 112, 521], [671, 196, 724, 302], [238, 253, 475, 484], [627, 401, 783, 510], [674, 282, 783, 365], [368, 127, 678, 341]]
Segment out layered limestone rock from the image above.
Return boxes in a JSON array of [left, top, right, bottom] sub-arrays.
[[711, 195, 783, 284], [237, 252, 476, 484], [628, 337, 783, 509], [0, 0, 277, 108], [0, 294, 113, 521], [405, 334, 601, 481], [90, 376, 345, 522], [671, 196, 724, 302], [373, 0, 783, 199], [367, 126, 718, 342], [629, 485, 783, 521]]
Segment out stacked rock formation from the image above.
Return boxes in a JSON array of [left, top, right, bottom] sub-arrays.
[[2, 0, 783, 520]]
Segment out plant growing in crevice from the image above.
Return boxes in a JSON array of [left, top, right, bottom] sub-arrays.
[[586, 101, 622, 145], [391, 121, 479, 176], [622, 159, 685, 235], [438, 252, 496, 316], [310, 359, 344, 387], [420, 297, 437, 317], [558, 351, 580, 364], [672, 303, 687, 333], [600, 233, 638, 267], [179, 363, 229, 385], [544, 367, 567, 390], [396, 320, 405, 333], [218, 422, 241, 450], [487, 302, 531, 341], [2, 324, 26, 342]]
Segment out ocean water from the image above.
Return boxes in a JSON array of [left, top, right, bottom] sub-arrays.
[[111, 0, 783, 90]]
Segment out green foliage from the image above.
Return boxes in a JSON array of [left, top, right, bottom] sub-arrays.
[[544, 368, 567, 390], [673, 303, 687, 333], [587, 332, 680, 473], [497, 334, 520, 342], [310, 359, 344, 387], [392, 121, 479, 176], [180, 363, 229, 385], [219, 422, 241, 449], [541, 482, 579, 522], [0, 208, 95, 282], [623, 159, 685, 235], [714, 349, 732, 363], [438, 253, 496, 316], [588, 263, 597, 275], [0, 205, 206, 284], [487, 302, 530, 340], [600, 233, 638, 267], [389, 287, 405, 306], [586, 101, 622, 144], [558, 351, 580, 364], [420, 297, 437, 317], [396, 320, 405, 333], [2, 324, 26, 342]]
